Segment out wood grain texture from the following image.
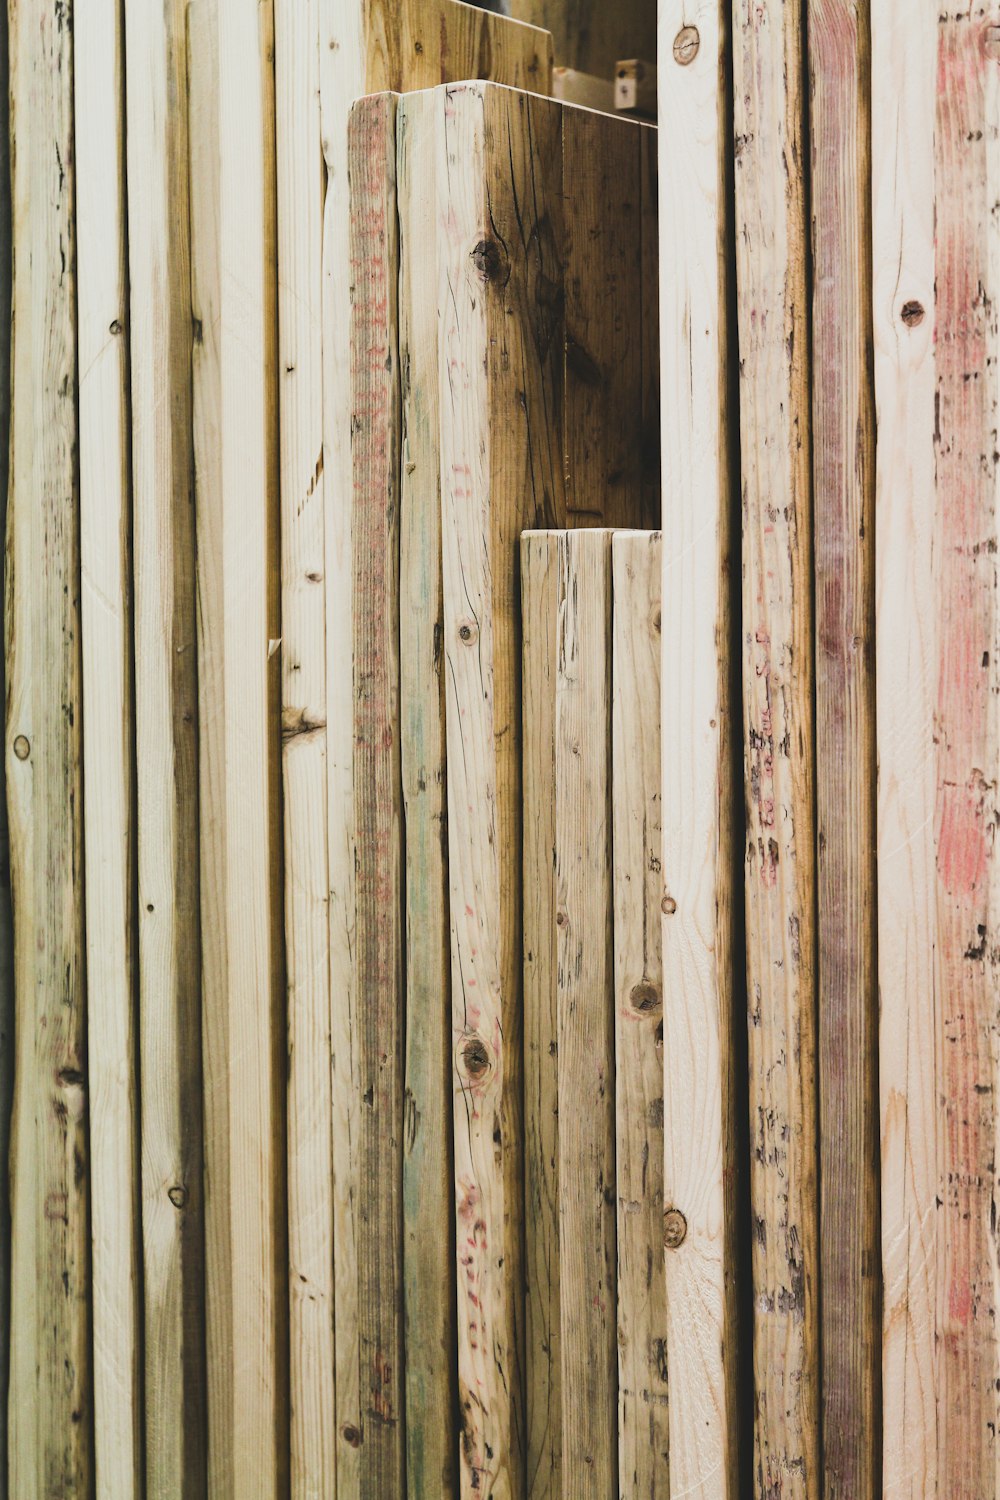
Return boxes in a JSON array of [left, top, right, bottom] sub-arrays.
[[874, 7, 1000, 1495], [76, 0, 142, 1491], [274, 3, 335, 1496], [396, 87, 459, 1500], [7, 0, 91, 1492], [807, 4, 878, 1498], [656, 2, 741, 1494], [521, 533, 561, 1500], [510, 0, 654, 78], [0, 3, 11, 1487], [365, 0, 552, 95], [612, 531, 668, 1500], [555, 530, 617, 1497], [551, 65, 615, 112], [732, 1, 819, 1494], [126, 2, 207, 1491], [347, 93, 405, 1499]]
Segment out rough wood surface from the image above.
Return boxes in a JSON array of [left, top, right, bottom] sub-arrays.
[[126, 2, 207, 1491], [274, 3, 335, 1496], [365, 0, 552, 94], [612, 530, 668, 1500], [0, 2, 12, 1486], [348, 93, 405, 1498], [807, 4, 878, 1497], [521, 533, 561, 1500], [657, 3, 741, 1494], [555, 530, 617, 1496], [397, 87, 458, 1500], [76, 0, 142, 1491], [875, 7, 1000, 1494], [732, 1, 819, 1494], [7, 0, 91, 1491], [510, 0, 654, 78]]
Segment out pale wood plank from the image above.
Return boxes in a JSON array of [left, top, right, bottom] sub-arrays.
[[347, 92, 405, 1498], [612, 530, 668, 1500], [396, 86, 458, 1500], [555, 529, 616, 1496], [126, 3, 208, 1491], [807, 3, 878, 1497], [656, 3, 741, 1494], [76, 0, 142, 1491], [7, 0, 91, 1491], [510, 0, 654, 78], [0, 3, 11, 1485], [520, 532, 562, 1500], [732, 1, 819, 1493], [274, 3, 335, 1496]]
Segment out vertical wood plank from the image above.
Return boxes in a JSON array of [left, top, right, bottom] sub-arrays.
[[0, 0, 11, 1484], [274, 3, 335, 1495], [396, 87, 458, 1500], [347, 92, 405, 1499], [807, 4, 878, 1498], [521, 532, 561, 1500], [7, 0, 91, 1492], [126, 2, 208, 1491], [555, 529, 616, 1497], [612, 530, 668, 1500], [657, 2, 741, 1494], [76, 0, 142, 1491]]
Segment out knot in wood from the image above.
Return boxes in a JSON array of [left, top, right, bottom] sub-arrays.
[[663, 1207, 688, 1249], [630, 980, 661, 1014], [342, 1424, 362, 1449], [458, 618, 478, 645], [471, 237, 508, 285], [661, 893, 677, 915], [167, 1184, 187, 1210], [672, 25, 700, 66], [462, 1037, 490, 1079], [12, 735, 29, 761], [901, 299, 925, 328]]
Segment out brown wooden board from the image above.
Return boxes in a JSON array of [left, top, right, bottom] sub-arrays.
[[510, 0, 654, 79]]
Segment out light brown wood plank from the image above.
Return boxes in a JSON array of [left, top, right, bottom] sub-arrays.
[[807, 4, 878, 1497], [396, 86, 459, 1500], [732, 0, 819, 1493], [551, 65, 615, 113], [366, 0, 552, 95], [274, 3, 335, 1495], [7, 0, 91, 1491], [521, 532, 562, 1500], [0, 1, 12, 1485], [76, 0, 142, 1491], [126, 2, 207, 1491], [657, 3, 741, 1494], [612, 530, 668, 1499], [614, 59, 657, 119], [510, 0, 654, 78]]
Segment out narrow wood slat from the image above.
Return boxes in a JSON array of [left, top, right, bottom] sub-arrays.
[[397, 87, 459, 1500], [347, 92, 405, 1498], [126, 3, 207, 1491], [555, 529, 617, 1495], [612, 530, 668, 1499], [521, 532, 561, 1500], [76, 0, 142, 1491], [875, 7, 1000, 1493], [0, 3, 12, 1486], [510, 0, 654, 77], [7, 0, 91, 1491], [808, 3, 878, 1497], [657, 3, 741, 1494], [274, 3, 335, 1495]]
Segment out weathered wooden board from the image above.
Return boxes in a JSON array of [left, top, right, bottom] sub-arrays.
[[511, 0, 654, 78], [274, 3, 335, 1496], [657, 3, 741, 1495], [190, 0, 287, 1492], [874, 7, 1000, 1494], [612, 530, 668, 1498], [396, 87, 459, 1500], [125, 2, 207, 1492], [0, 2, 11, 1487], [732, 1, 819, 1494], [7, 0, 91, 1492], [808, 4, 878, 1497], [77, 0, 141, 1492], [520, 533, 562, 1500]]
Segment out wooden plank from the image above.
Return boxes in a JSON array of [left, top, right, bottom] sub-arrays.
[[365, 0, 553, 95], [732, 1, 819, 1494], [510, 0, 654, 77], [554, 529, 616, 1495], [347, 92, 405, 1498], [807, 4, 878, 1497], [0, 2, 11, 1487], [614, 58, 657, 118], [612, 530, 668, 1498], [7, 0, 91, 1492], [76, 0, 142, 1492], [274, 3, 335, 1496], [396, 87, 458, 1500], [125, 3, 207, 1492], [874, 7, 1000, 1494], [657, 4, 741, 1495], [551, 65, 615, 114], [520, 533, 561, 1500]]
